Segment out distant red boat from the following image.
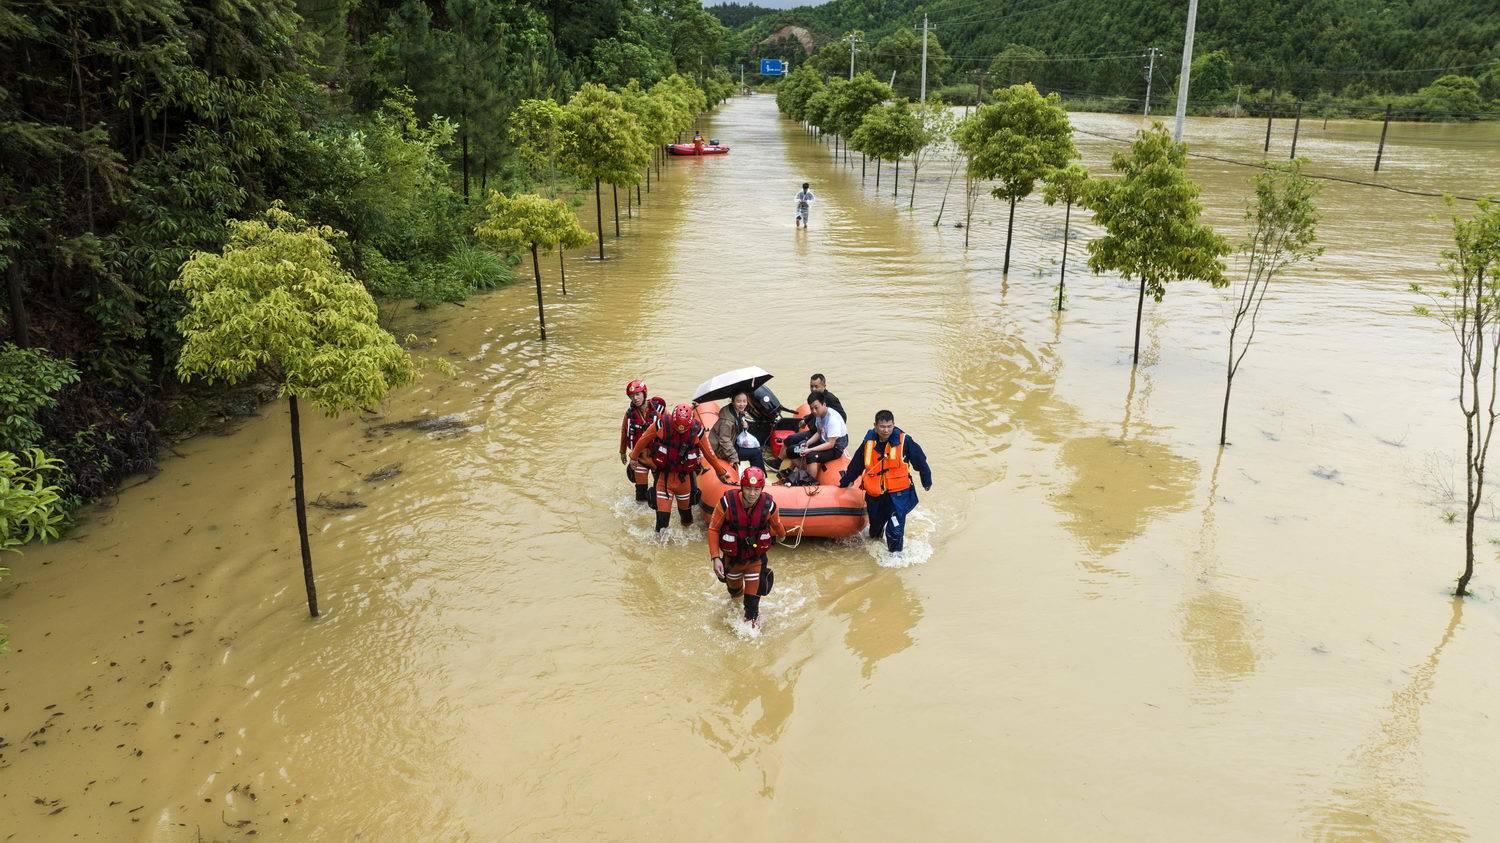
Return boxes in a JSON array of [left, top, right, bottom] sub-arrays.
[[666, 142, 730, 156]]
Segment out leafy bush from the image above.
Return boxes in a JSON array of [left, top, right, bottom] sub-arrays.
[[442, 244, 515, 292], [0, 344, 80, 452], [1, 448, 68, 550]]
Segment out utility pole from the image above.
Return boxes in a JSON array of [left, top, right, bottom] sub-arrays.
[[973, 68, 987, 104], [848, 32, 861, 80], [1142, 47, 1160, 117], [920, 14, 929, 102], [1172, 0, 1199, 141]]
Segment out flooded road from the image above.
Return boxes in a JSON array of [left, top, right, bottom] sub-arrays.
[[3, 95, 1499, 839]]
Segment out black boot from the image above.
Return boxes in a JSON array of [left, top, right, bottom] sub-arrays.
[[655, 510, 670, 532], [635, 483, 649, 503], [679, 507, 693, 527]]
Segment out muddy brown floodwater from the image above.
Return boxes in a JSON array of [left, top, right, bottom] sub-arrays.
[[3, 95, 1499, 839]]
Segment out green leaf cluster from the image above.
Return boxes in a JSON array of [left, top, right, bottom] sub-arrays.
[[560, 84, 654, 187], [956, 84, 1077, 204], [1085, 124, 1230, 302], [476, 194, 594, 254], [0, 345, 79, 453], [0, 448, 67, 552], [173, 204, 418, 416], [850, 100, 925, 161]]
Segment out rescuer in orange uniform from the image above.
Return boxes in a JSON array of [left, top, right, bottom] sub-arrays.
[[708, 466, 785, 629], [630, 403, 732, 531], [619, 380, 666, 504]]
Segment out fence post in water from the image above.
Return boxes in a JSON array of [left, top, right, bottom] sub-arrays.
[[1263, 93, 1275, 153], [1289, 100, 1302, 159], [1374, 104, 1392, 172]]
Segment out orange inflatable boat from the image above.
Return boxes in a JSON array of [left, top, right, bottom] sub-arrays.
[[694, 401, 867, 539]]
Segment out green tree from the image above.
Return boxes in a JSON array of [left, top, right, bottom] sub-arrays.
[[1407, 74, 1484, 116], [1191, 50, 1235, 103], [620, 80, 673, 195], [559, 84, 651, 260], [509, 98, 568, 183], [1413, 199, 1500, 597], [1041, 164, 1093, 311], [173, 205, 419, 618], [776, 64, 824, 124], [1085, 124, 1230, 365], [851, 100, 925, 199], [1221, 161, 1321, 446], [988, 44, 1045, 87], [909, 95, 959, 209], [476, 193, 593, 340], [871, 27, 952, 98], [829, 73, 893, 163], [955, 84, 1077, 276]]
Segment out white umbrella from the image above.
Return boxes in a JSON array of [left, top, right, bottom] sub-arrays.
[[692, 366, 774, 404]]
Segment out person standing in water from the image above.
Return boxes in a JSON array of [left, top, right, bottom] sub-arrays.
[[620, 380, 666, 505], [795, 182, 815, 228], [631, 403, 732, 531], [839, 410, 933, 555], [709, 466, 785, 629]]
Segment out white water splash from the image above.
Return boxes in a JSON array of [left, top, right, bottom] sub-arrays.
[[866, 508, 938, 568]]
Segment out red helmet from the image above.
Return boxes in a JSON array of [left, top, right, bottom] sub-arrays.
[[670, 403, 694, 433], [741, 466, 766, 489], [626, 379, 647, 396]]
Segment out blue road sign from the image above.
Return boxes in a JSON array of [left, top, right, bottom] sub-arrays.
[[759, 59, 786, 77]]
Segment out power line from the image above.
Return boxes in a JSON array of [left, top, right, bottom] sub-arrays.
[[1070, 126, 1492, 202]]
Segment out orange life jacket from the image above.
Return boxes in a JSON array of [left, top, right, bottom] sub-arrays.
[[654, 417, 703, 474], [720, 492, 775, 561], [624, 397, 665, 449], [862, 432, 913, 497]]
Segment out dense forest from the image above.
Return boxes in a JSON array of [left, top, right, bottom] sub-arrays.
[[716, 0, 1500, 112], [0, 0, 738, 549]]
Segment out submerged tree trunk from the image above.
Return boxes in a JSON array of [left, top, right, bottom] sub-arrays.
[[612, 185, 620, 236], [288, 396, 319, 618], [531, 243, 548, 340], [875, 158, 881, 189], [861, 154, 866, 182], [1057, 201, 1071, 311], [1003, 197, 1017, 275], [559, 248, 567, 296], [1219, 369, 1234, 447], [595, 179, 605, 260], [1132, 277, 1147, 366], [894, 157, 900, 199], [909, 158, 919, 209], [626, 184, 632, 219]]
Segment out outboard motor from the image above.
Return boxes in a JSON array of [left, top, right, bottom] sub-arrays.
[[747, 385, 783, 449], [709, 138, 720, 146]]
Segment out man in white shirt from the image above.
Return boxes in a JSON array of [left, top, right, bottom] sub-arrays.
[[795, 182, 814, 228], [783, 393, 848, 482]]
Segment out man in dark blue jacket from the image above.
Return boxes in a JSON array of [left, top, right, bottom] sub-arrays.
[[839, 410, 933, 554]]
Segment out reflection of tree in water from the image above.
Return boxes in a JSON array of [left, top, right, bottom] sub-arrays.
[[937, 309, 1197, 564], [1050, 433, 1197, 559], [826, 568, 924, 679], [690, 565, 924, 797], [1180, 450, 1261, 702], [1307, 598, 1468, 841]]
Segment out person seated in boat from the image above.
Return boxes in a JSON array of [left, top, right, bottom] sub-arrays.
[[807, 372, 844, 421], [709, 466, 786, 630], [620, 380, 666, 505], [631, 403, 733, 531], [782, 394, 848, 483], [795, 183, 815, 228], [710, 391, 765, 473]]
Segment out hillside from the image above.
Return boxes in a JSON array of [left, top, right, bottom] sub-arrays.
[[714, 0, 1500, 105]]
